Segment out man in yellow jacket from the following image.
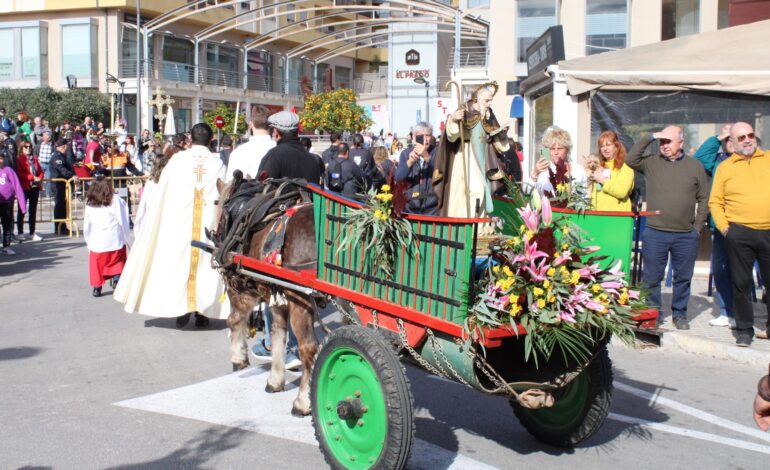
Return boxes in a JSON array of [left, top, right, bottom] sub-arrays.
[[709, 122, 770, 347]]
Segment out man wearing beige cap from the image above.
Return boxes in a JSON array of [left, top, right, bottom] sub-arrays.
[[257, 111, 323, 184]]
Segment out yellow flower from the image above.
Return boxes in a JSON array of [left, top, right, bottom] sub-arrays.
[[533, 287, 544, 297], [562, 226, 570, 235], [543, 279, 551, 289], [562, 243, 569, 251], [502, 265, 514, 277], [536, 299, 546, 309], [547, 267, 556, 277], [510, 303, 522, 317], [547, 294, 556, 304], [559, 266, 570, 278], [492, 266, 501, 274], [569, 270, 581, 284], [619, 292, 629, 305], [591, 284, 602, 293], [525, 230, 535, 240], [381, 184, 391, 192], [519, 224, 526, 233]]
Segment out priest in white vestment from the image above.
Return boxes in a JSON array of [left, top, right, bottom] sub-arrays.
[[114, 123, 229, 324]]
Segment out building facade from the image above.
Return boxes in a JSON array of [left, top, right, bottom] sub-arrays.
[[0, 0, 387, 134]]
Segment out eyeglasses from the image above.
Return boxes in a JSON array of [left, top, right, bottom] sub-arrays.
[[734, 133, 756, 142]]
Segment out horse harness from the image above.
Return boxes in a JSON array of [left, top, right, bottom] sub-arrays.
[[212, 176, 313, 270]]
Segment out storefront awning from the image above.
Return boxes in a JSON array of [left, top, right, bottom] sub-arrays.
[[558, 19, 770, 97]]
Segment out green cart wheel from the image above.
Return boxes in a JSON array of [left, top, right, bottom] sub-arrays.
[[311, 325, 414, 470], [512, 346, 613, 447]]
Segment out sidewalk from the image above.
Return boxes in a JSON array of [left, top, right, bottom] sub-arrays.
[[642, 273, 769, 367], [2, 230, 768, 366]]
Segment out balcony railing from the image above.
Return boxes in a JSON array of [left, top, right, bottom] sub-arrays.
[[117, 59, 320, 96], [447, 46, 488, 68]]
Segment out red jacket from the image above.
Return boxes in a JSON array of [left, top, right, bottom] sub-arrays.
[[16, 153, 44, 191]]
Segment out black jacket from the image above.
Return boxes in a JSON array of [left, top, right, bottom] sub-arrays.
[[327, 156, 365, 197], [49, 150, 75, 181], [258, 137, 323, 185], [349, 147, 377, 189]]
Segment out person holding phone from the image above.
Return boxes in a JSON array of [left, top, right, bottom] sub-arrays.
[[394, 122, 438, 215], [530, 126, 586, 199]]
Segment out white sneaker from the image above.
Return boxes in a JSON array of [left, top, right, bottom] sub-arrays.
[[2, 247, 16, 255], [17, 233, 28, 241], [709, 315, 734, 327], [31, 233, 42, 241]]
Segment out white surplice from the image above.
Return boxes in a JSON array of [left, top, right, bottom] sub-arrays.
[[114, 145, 229, 319]]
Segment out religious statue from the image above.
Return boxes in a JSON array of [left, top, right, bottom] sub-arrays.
[[148, 86, 174, 132], [433, 81, 510, 218]]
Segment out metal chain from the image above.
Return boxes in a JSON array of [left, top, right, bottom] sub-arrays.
[[427, 328, 471, 387], [395, 319, 449, 379]]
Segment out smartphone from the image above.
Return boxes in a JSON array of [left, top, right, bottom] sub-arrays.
[[415, 135, 425, 145], [540, 147, 550, 161]]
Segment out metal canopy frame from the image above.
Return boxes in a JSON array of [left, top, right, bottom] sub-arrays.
[[138, 0, 488, 126]]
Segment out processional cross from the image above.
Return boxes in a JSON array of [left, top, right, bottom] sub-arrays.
[[193, 162, 207, 184], [148, 86, 175, 131]]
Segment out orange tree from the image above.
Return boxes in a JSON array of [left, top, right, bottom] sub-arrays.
[[300, 88, 373, 133], [204, 103, 248, 137]]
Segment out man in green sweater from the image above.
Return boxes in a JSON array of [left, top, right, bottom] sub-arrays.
[[627, 126, 710, 330]]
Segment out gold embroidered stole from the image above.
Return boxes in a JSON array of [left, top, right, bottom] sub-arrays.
[[186, 188, 204, 312]]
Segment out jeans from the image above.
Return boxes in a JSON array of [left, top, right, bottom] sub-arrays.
[[16, 188, 39, 236], [711, 231, 733, 317], [0, 202, 13, 247], [642, 227, 700, 319], [725, 224, 770, 335], [262, 303, 298, 353], [40, 162, 50, 195]]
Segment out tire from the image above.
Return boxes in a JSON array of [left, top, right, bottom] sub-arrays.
[[511, 346, 613, 447], [311, 325, 414, 470]]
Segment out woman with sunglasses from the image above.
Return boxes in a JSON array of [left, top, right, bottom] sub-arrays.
[[15, 140, 43, 241]]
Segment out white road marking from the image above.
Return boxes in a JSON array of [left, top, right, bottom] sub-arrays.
[[608, 413, 770, 455], [115, 365, 497, 470], [615, 381, 770, 444]]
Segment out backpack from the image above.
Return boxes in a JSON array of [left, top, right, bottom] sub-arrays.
[[0, 117, 15, 135], [326, 158, 345, 192]]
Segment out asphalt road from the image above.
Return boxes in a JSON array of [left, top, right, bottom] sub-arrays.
[[1, 233, 768, 469]]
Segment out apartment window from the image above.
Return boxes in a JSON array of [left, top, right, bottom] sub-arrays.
[[286, 4, 295, 22], [718, 0, 729, 29], [162, 37, 194, 82], [517, 0, 557, 63], [467, 0, 490, 7], [62, 22, 98, 80], [261, 0, 277, 33], [0, 30, 13, 80], [662, 0, 699, 40], [206, 43, 239, 87], [586, 0, 627, 55]]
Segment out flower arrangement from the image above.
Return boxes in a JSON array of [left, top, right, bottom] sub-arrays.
[[337, 185, 418, 278], [469, 193, 639, 366]]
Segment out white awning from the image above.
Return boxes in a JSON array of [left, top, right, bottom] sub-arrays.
[[558, 19, 770, 97]]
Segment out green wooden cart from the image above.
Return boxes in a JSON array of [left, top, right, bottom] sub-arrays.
[[232, 186, 656, 469]]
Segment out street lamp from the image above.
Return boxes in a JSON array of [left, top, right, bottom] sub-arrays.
[[106, 73, 126, 130], [414, 77, 430, 124]]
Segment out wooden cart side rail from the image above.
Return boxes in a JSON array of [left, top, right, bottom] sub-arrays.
[[232, 254, 525, 347]]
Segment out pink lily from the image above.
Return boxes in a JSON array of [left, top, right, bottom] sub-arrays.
[[628, 289, 640, 300], [552, 250, 572, 266], [578, 263, 601, 281], [584, 245, 601, 254], [513, 239, 548, 264], [541, 195, 552, 227], [609, 259, 624, 276], [600, 281, 623, 290], [585, 300, 606, 312], [557, 311, 576, 324], [524, 258, 550, 282], [531, 190, 542, 211], [517, 204, 539, 232]]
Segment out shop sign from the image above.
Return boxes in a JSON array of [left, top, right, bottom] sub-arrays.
[[405, 49, 420, 66], [526, 25, 564, 76], [395, 69, 430, 79]]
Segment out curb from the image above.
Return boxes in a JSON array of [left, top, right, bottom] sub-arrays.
[[660, 331, 769, 367]]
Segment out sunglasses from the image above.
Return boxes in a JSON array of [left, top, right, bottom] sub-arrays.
[[734, 133, 756, 142]]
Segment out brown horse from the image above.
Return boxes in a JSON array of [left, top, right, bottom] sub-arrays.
[[213, 178, 319, 417]]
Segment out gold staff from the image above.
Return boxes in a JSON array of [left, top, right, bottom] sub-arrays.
[[445, 80, 470, 217]]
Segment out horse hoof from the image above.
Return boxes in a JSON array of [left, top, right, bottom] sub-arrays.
[[232, 362, 249, 372], [291, 406, 310, 418], [265, 383, 284, 393]]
